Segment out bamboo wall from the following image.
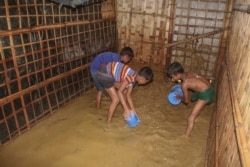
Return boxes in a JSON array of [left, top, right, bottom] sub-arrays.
[[116, 0, 227, 79], [0, 0, 117, 146], [172, 0, 227, 78], [205, 1, 250, 166], [1, 0, 250, 166], [116, 0, 171, 66], [117, 0, 250, 166]]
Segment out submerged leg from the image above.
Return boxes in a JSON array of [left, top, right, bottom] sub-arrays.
[[105, 87, 119, 123], [96, 91, 103, 109], [185, 100, 208, 138]]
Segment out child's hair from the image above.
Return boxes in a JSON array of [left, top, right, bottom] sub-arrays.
[[167, 62, 184, 77], [138, 67, 153, 81], [120, 47, 134, 58]]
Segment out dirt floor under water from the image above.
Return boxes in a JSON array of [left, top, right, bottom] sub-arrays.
[[0, 67, 214, 167]]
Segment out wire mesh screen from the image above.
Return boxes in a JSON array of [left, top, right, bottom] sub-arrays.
[[171, 0, 227, 78], [0, 0, 117, 145]]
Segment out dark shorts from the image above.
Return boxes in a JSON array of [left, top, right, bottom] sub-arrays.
[[96, 66, 115, 89], [90, 71, 104, 91], [191, 86, 215, 103]]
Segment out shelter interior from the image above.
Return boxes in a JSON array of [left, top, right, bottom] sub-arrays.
[[0, 0, 249, 166]]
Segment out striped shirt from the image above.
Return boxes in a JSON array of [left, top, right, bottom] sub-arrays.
[[107, 62, 136, 84]]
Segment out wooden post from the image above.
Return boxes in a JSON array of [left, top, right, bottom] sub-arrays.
[[165, 0, 175, 69], [214, 0, 234, 79], [142, 28, 230, 48], [4, 0, 31, 130], [225, 39, 250, 167]]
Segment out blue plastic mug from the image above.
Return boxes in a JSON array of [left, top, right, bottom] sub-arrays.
[[168, 84, 184, 105], [126, 112, 140, 127]]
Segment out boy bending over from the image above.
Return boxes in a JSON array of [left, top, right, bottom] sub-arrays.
[[97, 62, 153, 123], [90, 47, 134, 109], [167, 62, 215, 138]]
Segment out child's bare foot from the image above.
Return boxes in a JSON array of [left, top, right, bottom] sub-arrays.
[[179, 134, 190, 140], [107, 118, 112, 124], [104, 123, 111, 131], [184, 134, 190, 140], [96, 104, 101, 109], [179, 134, 187, 139]]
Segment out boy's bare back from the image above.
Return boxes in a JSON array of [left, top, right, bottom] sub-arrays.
[[182, 72, 211, 93]]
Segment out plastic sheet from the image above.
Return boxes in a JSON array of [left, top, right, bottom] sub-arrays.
[[49, 0, 90, 8]]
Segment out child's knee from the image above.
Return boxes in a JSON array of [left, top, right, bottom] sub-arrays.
[[113, 98, 119, 104]]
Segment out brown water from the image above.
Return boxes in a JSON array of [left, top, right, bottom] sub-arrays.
[[0, 71, 214, 167]]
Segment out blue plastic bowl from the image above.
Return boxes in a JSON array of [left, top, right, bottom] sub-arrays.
[[127, 112, 140, 127], [168, 84, 184, 105]]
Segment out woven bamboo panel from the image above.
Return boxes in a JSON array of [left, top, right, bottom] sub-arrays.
[[0, 0, 117, 146], [206, 3, 250, 166], [236, 0, 250, 4], [229, 10, 250, 166], [206, 67, 242, 167], [205, 110, 217, 167], [230, 12, 250, 138], [101, 0, 115, 18], [116, 0, 228, 78], [171, 0, 227, 78], [116, 0, 171, 66]]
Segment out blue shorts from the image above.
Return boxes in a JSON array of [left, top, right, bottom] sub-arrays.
[[96, 66, 115, 89], [90, 71, 104, 91]]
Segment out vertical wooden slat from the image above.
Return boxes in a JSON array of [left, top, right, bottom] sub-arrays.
[[214, 0, 234, 78], [4, 0, 31, 130], [226, 56, 250, 167], [1, 0, 116, 145], [166, 0, 175, 67], [150, 1, 158, 66], [0, 39, 4, 60], [127, 0, 133, 46]]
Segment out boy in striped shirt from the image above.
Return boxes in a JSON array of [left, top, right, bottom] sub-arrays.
[[97, 62, 153, 123], [90, 47, 134, 109]]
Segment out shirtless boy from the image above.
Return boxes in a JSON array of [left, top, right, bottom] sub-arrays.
[[167, 62, 215, 138]]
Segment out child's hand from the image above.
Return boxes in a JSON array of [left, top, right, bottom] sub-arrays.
[[123, 110, 130, 120], [174, 94, 183, 100]]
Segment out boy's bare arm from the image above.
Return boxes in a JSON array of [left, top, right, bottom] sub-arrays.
[[117, 80, 130, 112], [125, 86, 135, 112], [181, 83, 189, 104]]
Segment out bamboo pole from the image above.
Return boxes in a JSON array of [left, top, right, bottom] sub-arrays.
[[145, 27, 230, 48], [117, 10, 171, 18], [215, 0, 234, 78], [0, 18, 115, 36], [150, 0, 159, 66], [226, 45, 250, 167], [4, 0, 29, 135], [233, 4, 250, 13], [0, 63, 90, 106], [0, 39, 4, 60], [214, 63, 227, 167], [112, 0, 118, 52], [127, 0, 133, 46], [165, 0, 175, 68]]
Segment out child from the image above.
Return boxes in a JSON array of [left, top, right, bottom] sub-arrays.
[[96, 62, 153, 123], [167, 62, 215, 138], [90, 47, 134, 109]]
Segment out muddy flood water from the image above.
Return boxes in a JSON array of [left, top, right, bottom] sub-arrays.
[[0, 68, 214, 167]]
